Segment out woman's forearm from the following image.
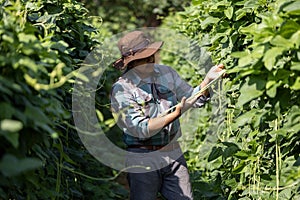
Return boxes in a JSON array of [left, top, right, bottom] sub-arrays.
[[148, 105, 181, 135]]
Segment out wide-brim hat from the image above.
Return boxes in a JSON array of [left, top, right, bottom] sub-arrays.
[[113, 31, 163, 70]]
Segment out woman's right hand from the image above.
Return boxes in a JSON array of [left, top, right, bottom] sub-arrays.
[[175, 96, 190, 116]]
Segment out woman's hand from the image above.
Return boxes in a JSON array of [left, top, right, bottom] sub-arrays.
[[204, 64, 226, 83]]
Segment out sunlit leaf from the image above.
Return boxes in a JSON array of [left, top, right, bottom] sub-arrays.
[[271, 35, 293, 48], [263, 47, 285, 70], [283, 1, 300, 15], [234, 109, 257, 127], [291, 77, 300, 90], [237, 78, 264, 107], [224, 7, 233, 19], [201, 16, 220, 29], [291, 30, 300, 48]]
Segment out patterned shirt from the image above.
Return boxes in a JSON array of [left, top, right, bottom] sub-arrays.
[[110, 64, 209, 146]]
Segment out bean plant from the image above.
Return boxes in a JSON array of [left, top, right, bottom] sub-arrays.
[[0, 0, 126, 199], [162, 0, 300, 199]]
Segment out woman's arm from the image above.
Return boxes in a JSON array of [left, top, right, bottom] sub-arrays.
[[148, 97, 186, 135]]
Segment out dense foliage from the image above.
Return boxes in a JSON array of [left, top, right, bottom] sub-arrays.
[[162, 0, 300, 199], [82, 0, 189, 34], [0, 0, 127, 199]]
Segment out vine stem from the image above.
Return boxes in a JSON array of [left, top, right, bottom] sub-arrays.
[[55, 139, 63, 200], [60, 164, 150, 181], [275, 118, 280, 200]]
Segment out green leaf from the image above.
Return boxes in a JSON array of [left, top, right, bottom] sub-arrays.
[[291, 30, 300, 48], [235, 8, 248, 21], [232, 161, 246, 174], [0, 132, 19, 148], [191, 0, 202, 6], [0, 154, 42, 177], [208, 146, 223, 162], [291, 77, 300, 90], [283, 1, 300, 15], [234, 109, 257, 127], [263, 47, 285, 70], [201, 16, 220, 29], [2, 34, 14, 43], [238, 54, 253, 67], [239, 23, 257, 35], [25, 104, 51, 125], [266, 80, 281, 98], [294, 157, 300, 166], [235, 150, 250, 159], [51, 40, 69, 53], [266, 83, 278, 98], [237, 78, 264, 107], [225, 178, 237, 188], [224, 7, 233, 19], [15, 58, 39, 72], [223, 146, 240, 159], [278, 189, 293, 200], [0, 102, 15, 119], [271, 35, 293, 48], [279, 20, 300, 38], [0, 119, 23, 148], [231, 51, 248, 58], [18, 33, 37, 43]]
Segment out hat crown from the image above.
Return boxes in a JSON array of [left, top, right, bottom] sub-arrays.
[[112, 31, 163, 70], [118, 31, 150, 57]]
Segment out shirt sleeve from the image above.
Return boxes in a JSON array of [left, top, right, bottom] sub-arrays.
[[169, 67, 210, 107], [110, 83, 151, 140]]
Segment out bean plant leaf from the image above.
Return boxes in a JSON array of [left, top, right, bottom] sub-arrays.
[[291, 30, 300, 48], [25, 104, 50, 125], [208, 146, 223, 162], [233, 109, 257, 127], [294, 157, 300, 166], [271, 35, 293, 48], [223, 146, 240, 159], [232, 161, 246, 174], [224, 7, 234, 19], [0, 102, 15, 119], [283, 1, 300, 15], [279, 20, 300, 38], [234, 150, 250, 159], [0, 154, 42, 177], [201, 17, 220, 29], [237, 78, 264, 107], [263, 47, 285, 70], [291, 77, 300, 90]]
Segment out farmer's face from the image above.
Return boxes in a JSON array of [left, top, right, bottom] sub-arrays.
[[133, 62, 154, 77]]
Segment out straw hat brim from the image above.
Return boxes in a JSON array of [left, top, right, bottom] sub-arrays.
[[123, 41, 163, 67]]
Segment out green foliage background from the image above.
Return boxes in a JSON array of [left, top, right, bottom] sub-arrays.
[[0, 0, 299, 199], [162, 0, 300, 199], [0, 0, 126, 199]]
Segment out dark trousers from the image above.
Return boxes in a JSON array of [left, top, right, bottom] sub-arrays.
[[126, 148, 193, 200]]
